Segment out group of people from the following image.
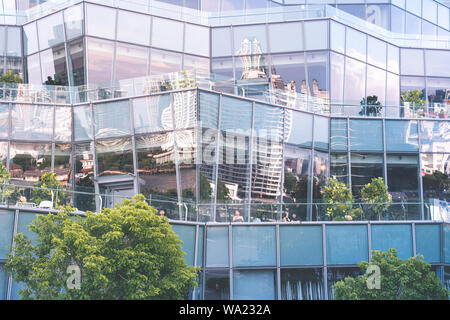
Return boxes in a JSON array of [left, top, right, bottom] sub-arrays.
[[231, 210, 301, 223]]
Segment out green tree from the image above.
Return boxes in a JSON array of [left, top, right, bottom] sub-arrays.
[[5, 194, 199, 300], [0, 162, 15, 204], [30, 172, 66, 207], [401, 89, 426, 111], [322, 178, 362, 221], [360, 177, 392, 220], [216, 178, 230, 201], [332, 248, 448, 300], [0, 69, 23, 83]]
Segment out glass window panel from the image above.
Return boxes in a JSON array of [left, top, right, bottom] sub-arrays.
[[387, 44, 399, 74], [330, 52, 344, 105], [114, 43, 149, 81], [307, 51, 328, 100], [330, 21, 345, 54], [17, 211, 39, 244], [86, 4, 116, 40], [326, 225, 368, 265], [420, 121, 449, 153], [313, 116, 329, 150], [313, 151, 329, 204], [331, 153, 348, 184], [338, 3, 366, 20], [9, 142, 52, 181], [285, 110, 312, 147], [386, 72, 400, 110], [233, 270, 276, 300], [173, 90, 197, 130], [73, 142, 95, 211], [86, 37, 114, 85], [136, 133, 178, 203], [94, 100, 131, 139], [183, 54, 210, 73], [0, 142, 7, 166], [37, 12, 64, 50], [232, 226, 276, 267], [427, 78, 450, 110], [233, 24, 268, 55], [151, 17, 183, 52], [6, 27, 21, 57], [26, 53, 41, 84], [331, 119, 347, 151], [133, 94, 172, 134], [422, 20, 437, 37], [64, 3, 84, 40], [371, 224, 413, 260], [438, 5, 450, 29], [425, 50, 450, 77], [304, 20, 328, 50], [96, 137, 134, 176], [40, 45, 68, 86], [268, 22, 303, 53], [385, 120, 418, 151], [392, 0, 405, 8], [346, 27, 366, 62], [211, 57, 234, 84], [280, 226, 323, 266], [400, 76, 425, 108], [0, 211, 14, 259], [211, 28, 232, 57], [366, 65, 386, 106], [344, 57, 366, 105], [406, 0, 421, 17], [176, 129, 197, 202], [281, 268, 324, 300], [421, 153, 450, 201], [349, 119, 383, 151], [184, 24, 209, 57], [197, 226, 204, 267], [423, 0, 437, 23], [68, 39, 85, 86], [5, 57, 23, 79], [54, 143, 72, 187], [117, 10, 150, 46], [0, 104, 8, 139], [235, 53, 269, 81], [54, 107, 72, 142], [415, 224, 441, 263], [204, 270, 230, 300], [367, 37, 386, 69], [221, 0, 244, 11], [206, 227, 229, 267], [171, 224, 196, 266], [386, 155, 419, 201], [271, 53, 307, 94], [366, 3, 390, 29], [0, 264, 7, 300], [350, 153, 384, 197], [0, 26, 5, 55], [11, 104, 53, 140], [73, 105, 92, 141], [405, 12, 421, 35], [23, 22, 38, 55], [220, 96, 252, 133], [391, 5, 405, 33], [150, 49, 182, 75]]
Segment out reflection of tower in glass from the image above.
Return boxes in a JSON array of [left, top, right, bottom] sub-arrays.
[[236, 38, 268, 81]]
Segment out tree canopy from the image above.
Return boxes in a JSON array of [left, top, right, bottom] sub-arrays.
[[332, 248, 448, 300], [5, 194, 199, 300]]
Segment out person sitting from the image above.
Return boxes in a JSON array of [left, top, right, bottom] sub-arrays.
[[281, 215, 290, 222], [232, 210, 244, 222], [290, 213, 300, 222], [159, 209, 166, 217]]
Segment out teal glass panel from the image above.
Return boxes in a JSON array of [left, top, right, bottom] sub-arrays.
[[326, 225, 368, 265], [233, 270, 276, 300], [232, 226, 276, 267], [416, 224, 441, 263], [206, 227, 229, 267], [331, 118, 347, 151], [0, 211, 14, 260], [199, 91, 219, 129], [280, 225, 323, 266], [10, 281, 25, 300], [349, 120, 383, 151], [171, 224, 196, 266], [445, 225, 450, 264], [0, 264, 7, 300], [371, 224, 413, 260], [94, 100, 131, 139], [197, 226, 204, 267], [385, 120, 419, 152], [17, 212, 39, 246]]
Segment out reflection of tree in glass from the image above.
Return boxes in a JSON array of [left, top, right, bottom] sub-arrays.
[[423, 171, 450, 200], [97, 151, 133, 175], [359, 95, 382, 116]]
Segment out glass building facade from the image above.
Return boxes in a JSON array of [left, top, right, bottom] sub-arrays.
[[0, 0, 449, 300]]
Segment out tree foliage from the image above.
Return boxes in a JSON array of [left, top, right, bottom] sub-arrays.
[[5, 194, 199, 300], [0, 70, 23, 84], [360, 177, 392, 220], [322, 178, 362, 221], [332, 248, 448, 300], [30, 172, 66, 207], [401, 89, 426, 109]]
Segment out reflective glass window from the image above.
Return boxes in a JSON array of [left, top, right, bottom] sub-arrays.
[[150, 49, 182, 75], [40, 45, 68, 85], [307, 52, 328, 100], [268, 22, 303, 53], [235, 54, 269, 82], [117, 10, 150, 46], [133, 94, 172, 134], [280, 226, 323, 266], [351, 153, 384, 197], [406, 0, 421, 17], [391, 5, 406, 34], [423, 0, 437, 24], [5, 57, 23, 79], [68, 39, 85, 86], [344, 57, 366, 105], [0, 264, 7, 300], [199, 91, 219, 130], [330, 21, 345, 54], [304, 20, 328, 51], [184, 24, 209, 57], [349, 119, 383, 151], [232, 226, 276, 267], [54, 143, 72, 187], [426, 78, 450, 108], [313, 151, 329, 204], [37, 12, 64, 50], [94, 100, 131, 139], [421, 153, 450, 201], [326, 225, 368, 265], [64, 3, 84, 40], [371, 225, 413, 260], [0, 142, 7, 166], [211, 57, 234, 84], [9, 142, 52, 180], [392, 0, 405, 9], [346, 27, 366, 62], [73, 105, 92, 141], [151, 17, 183, 52], [171, 224, 196, 266], [73, 142, 95, 211], [233, 270, 276, 300], [271, 53, 307, 94], [0, 211, 14, 260], [405, 12, 421, 35], [400, 77, 425, 107], [400, 49, 424, 75], [420, 121, 449, 153], [331, 118, 347, 151], [330, 52, 344, 104], [0, 104, 8, 139], [26, 53, 41, 84], [6, 27, 21, 57], [422, 20, 437, 37], [386, 155, 419, 201], [314, 116, 329, 150], [173, 91, 197, 129], [281, 268, 324, 300], [114, 43, 149, 81], [86, 4, 116, 40], [425, 50, 450, 77], [54, 107, 72, 142], [221, 0, 244, 11], [438, 5, 450, 29], [415, 224, 441, 263], [86, 37, 114, 85], [285, 110, 312, 147], [211, 28, 232, 57], [385, 120, 418, 151], [176, 129, 197, 201], [204, 270, 230, 300], [367, 37, 386, 69], [233, 24, 268, 55], [0, 27, 5, 55], [206, 227, 229, 267], [183, 54, 210, 73], [331, 153, 348, 184], [96, 137, 134, 176], [366, 65, 386, 106], [387, 44, 399, 74], [23, 22, 38, 55], [11, 104, 53, 140]]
